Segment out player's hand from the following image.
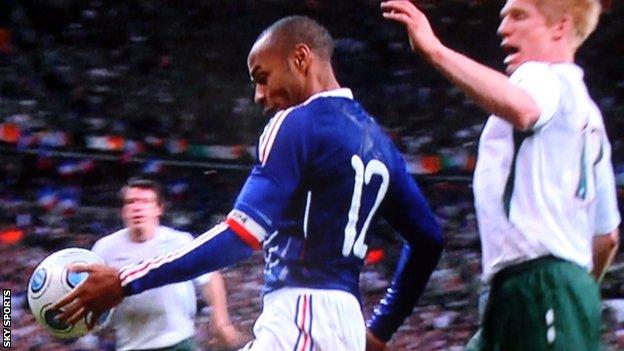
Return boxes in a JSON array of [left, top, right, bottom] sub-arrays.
[[51, 263, 124, 330], [215, 323, 247, 349], [381, 0, 442, 58], [366, 329, 387, 351]]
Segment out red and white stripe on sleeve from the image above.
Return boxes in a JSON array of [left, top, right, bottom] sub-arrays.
[[225, 209, 268, 250]]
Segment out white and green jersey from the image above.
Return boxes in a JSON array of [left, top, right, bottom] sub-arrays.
[[93, 226, 212, 350], [474, 62, 621, 281]]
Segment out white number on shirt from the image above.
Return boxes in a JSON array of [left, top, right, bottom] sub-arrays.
[[342, 155, 389, 259]]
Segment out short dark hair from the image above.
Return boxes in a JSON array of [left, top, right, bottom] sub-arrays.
[[119, 177, 164, 206], [258, 16, 334, 62]]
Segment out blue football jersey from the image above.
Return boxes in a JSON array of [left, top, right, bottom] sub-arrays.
[[119, 88, 441, 341], [227, 88, 440, 299]]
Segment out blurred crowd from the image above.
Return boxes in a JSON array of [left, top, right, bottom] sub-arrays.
[[0, 1, 621, 168], [0, 0, 623, 350]]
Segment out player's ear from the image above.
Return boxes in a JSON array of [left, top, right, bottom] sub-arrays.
[[292, 43, 311, 73], [551, 13, 572, 42]]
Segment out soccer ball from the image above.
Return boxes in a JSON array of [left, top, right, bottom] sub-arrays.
[[27, 248, 113, 339]]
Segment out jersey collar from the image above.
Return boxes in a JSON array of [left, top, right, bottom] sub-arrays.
[[302, 88, 354, 106], [550, 63, 584, 80]]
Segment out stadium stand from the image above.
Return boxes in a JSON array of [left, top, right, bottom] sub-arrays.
[[1, 0, 622, 349]]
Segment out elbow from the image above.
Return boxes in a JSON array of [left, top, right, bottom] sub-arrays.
[[435, 238, 444, 258], [508, 88, 540, 130], [596, 228, 620, 252], [512, 109, 540, 131], [430, 226, 445, 255], [609, 229, 620, 250], [405, 227, 444, 258], [419, 217, 444, 250], [426, 218, 445, 253], [434, 230, 445, 250]]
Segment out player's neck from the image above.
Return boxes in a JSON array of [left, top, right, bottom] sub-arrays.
[[306, 69, 341, 97], [541, 39, 575, 64], [130, 225, 158, 242]]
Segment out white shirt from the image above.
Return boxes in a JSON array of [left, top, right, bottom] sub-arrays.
[[92, 226, 211, 350], [474, 62, 621, 281]]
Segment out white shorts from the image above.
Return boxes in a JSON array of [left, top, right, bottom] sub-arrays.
[[240, 287, 365, 351]]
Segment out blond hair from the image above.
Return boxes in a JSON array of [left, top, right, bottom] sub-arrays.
[[534, 0, 601, 50]]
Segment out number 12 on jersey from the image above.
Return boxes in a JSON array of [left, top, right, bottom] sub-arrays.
[[342, 155, 389, 259]]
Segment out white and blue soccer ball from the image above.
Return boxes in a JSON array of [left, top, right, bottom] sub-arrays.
[[27, 248, 113, 339]]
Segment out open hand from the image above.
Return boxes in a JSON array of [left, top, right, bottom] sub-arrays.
[[381, 0, 442, 58], [51, 263, 124, 330]]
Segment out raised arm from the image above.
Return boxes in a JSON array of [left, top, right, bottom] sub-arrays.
[[381, 0, 539, 130]]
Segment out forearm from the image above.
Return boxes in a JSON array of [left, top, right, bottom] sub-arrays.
[[120, 224, 254, 296], [425, 44, 539, 130], [592, 228, 620, 282], [381, 0, 538, 129], [202, 272, 233, 328], [367, 238, 443, 342]]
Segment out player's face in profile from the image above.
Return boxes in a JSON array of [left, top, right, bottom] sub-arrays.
[[248, 40, 305, 116], [497, 0, 558, 74], [121, 187, 163, 240]]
